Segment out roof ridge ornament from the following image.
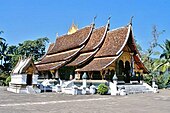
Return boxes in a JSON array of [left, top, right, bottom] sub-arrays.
[[92, 15, 97, 27], [129, 16, 134, 26], [107, 16, 111, 24], [56, 32, 58, 37], [93, 15, 97, 23], [107, 16, 111, 30]]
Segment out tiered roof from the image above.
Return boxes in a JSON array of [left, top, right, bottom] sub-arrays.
[[36, 20, 148, 73], [76, 24, 148, 73], [48, 26, 92, 54], [36, 24, 94, 71], [76, 25, 129, 72], [67, 25, 108, 67]]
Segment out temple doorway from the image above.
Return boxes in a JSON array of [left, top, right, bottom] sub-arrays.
[[118, 60, 124, 81], [125, 61, 130, 83], [26, 74, 32, 85]]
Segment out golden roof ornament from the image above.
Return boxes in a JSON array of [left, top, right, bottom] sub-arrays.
[[67, 21, 78, 35]]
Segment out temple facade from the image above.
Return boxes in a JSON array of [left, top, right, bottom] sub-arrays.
[[35, 19, 148, 84]]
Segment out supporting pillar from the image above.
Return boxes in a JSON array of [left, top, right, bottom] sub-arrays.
[[100, 71, 104, 80], [50, 70, 55, 79], [75, 72, 80, 80], [55, 70, 61, 85], [55, 70, 59, 79]]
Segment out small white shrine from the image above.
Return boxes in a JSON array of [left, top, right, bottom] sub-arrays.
[[7, 56, 40, 93]]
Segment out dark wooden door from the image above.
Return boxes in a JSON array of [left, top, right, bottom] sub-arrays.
[[26, 74, 32, 85], [125, 61, 130, 83]]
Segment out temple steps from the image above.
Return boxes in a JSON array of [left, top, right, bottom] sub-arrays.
[[117, 83, 153, 94]]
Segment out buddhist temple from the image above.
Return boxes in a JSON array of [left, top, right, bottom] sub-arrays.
[[35, 18, 148, 84]]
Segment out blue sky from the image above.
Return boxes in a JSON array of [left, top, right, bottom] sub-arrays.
[[0, 0, 169, 51]]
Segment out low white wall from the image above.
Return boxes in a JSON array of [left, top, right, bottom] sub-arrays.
[[32, 74, 39, 84], [11, 74, 27, 84]]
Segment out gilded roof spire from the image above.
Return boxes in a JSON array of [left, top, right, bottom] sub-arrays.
[[67, 21, 78, 35]]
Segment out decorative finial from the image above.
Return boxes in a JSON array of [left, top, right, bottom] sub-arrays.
[[93, 15, 97, 24], [56, 32, 58, 37], [129, 16, 134, 25], [107, 16, 111, 23]]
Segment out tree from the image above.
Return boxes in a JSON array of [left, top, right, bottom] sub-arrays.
[[141, 25, 166, 88], [17, 37, 49, 61], [0, 31, 7, 70], [156, 39, 170, 72]]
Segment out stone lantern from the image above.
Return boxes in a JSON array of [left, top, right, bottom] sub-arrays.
[[112, 74, 118, 84], [82, 72, 87, 95], [82, 72, 87, 87], [111, 74, 118, 95], [152, 77, 158, 93], [152, 77, 156, 88]]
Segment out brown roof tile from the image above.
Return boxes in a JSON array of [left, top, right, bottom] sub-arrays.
[[47, 43, 55, 54], [95, 26, 129, 57], [76, 57, 116, 72], [36, 61, 65, 71], [48, 26, 92, 54], [67, 26, 107, 67], [67, 52, 93, 66], [39, 49, 79, 64], [81, 26, 106, 52], [134, 55, 148, 73]]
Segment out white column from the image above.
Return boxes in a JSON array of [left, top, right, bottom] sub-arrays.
[[55, 70, 59, 79]]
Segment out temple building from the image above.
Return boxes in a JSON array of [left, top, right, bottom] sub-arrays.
[[7, 57, 39, 93], [35, 18, 148, 84]]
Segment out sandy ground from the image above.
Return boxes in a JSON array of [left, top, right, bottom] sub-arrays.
[[0, 87, 170, 113]]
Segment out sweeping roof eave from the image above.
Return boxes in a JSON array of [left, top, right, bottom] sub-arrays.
[[48, 24, 94, 54], [36, 61, 66, 71], [76, 52, 123, 72], [134, 54, 149, 74], [95, 25, 130, 57]]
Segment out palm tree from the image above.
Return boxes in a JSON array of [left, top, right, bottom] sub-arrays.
[[0, 31, 9, 70], [155, 39, 170, 72]]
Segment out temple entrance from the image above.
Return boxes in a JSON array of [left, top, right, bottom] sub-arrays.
[[26, 74, 32, 85], [118, 60, 124, 81], [125, 61, 130, 83]]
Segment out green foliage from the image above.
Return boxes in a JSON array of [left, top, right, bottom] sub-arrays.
[[0, 36, 49, 73], [156, 39, 170, 72], [97, 84, 108, 95], [143, 74, 152, 86], [17, 37, 49, 61], [0, 71, 10, 85], [141, 26, 170, 89], [5, 76, 11, 86]]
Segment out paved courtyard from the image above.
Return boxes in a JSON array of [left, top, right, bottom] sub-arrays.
[[0, 87, 170, 113]]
